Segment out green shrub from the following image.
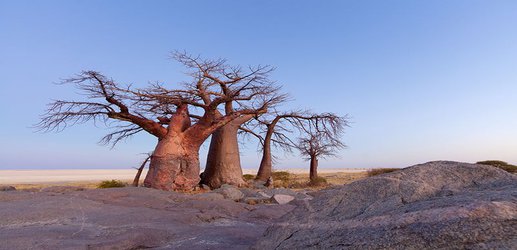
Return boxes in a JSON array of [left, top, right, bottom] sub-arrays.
[[367, 168, 399, 177], [476, 160, 517, 173], [97, 179, 126, 188], [309, 176, 328, 187], [243, 174, 255, 181]]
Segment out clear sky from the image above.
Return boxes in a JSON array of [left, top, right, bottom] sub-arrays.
[[1, 1, 516, 170]]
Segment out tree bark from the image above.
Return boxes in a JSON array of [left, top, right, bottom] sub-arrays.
[[202, 116, 252, 188], [309, 156, 319, 182], [144, 136, 201, 191], [132, 155, 150, 187], [143, 105, 203, 191], [256, 119, 279, 181], [255, 136, 273, 181]]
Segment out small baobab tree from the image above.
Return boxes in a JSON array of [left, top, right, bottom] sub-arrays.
[[247, 111, 348, 182], [36, 52, 284, 191], [296, 123, 346, 183]]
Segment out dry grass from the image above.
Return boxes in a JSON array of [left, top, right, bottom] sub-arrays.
[[476, 160, 517, 173], [10, 171, 369, 191], [290, 172, 368, 186], [242, 174, 255, 181], [12, 181, 103, 190], [269, 171, 368, 190], [367, 168, 400, 177]]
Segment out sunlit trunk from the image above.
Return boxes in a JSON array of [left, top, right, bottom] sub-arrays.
[[202, 120, 246, 188], [256, 136, 273, 181], [309, 156, 318, 182], [202, 115, 254, 188], [144, 135, 201, 191]]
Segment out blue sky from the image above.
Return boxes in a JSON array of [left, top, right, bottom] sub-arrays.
[[1, 1, 516, 170]]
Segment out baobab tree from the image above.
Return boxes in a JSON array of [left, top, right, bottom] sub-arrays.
[[296, 127, 345, 183], [201, 87, 287, 188], [202, 115, 260, 188], [36, 52, 284, 191], [249, 111, 348, 181]]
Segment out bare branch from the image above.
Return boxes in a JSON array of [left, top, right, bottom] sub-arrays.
[[37, 52, 288, 150]]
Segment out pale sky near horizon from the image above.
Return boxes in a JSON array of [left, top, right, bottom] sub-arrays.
[[1, 1, 517, 170]]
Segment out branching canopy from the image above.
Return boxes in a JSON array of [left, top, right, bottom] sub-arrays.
[[36, 51, 286, 147], [240, 110, 348, 154], [295, 113, 348, 159]]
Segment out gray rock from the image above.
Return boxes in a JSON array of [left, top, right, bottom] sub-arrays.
[[0, 186, 16, 191], [220, 184, 234, 189], [238, 187, 259, 198], [257, 191, 272, 199], [201, 184, 211, 191], [262, 188, 312, 200], [263, 188, 300, 197], [239, 188, 271, 198], [244, 197, 266, 205], [0, 187, 293, 250], [254, 161, 517, 249], [238, 189, 274, 204], [247, 204, 296, 221], [214, 185, 245, 201], [250, 180, 267, 189], [193, 192, 225, 201], [270, 194, 295, 205]]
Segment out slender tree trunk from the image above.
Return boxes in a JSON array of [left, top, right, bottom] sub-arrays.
[[256, 121, 278, 181], [133, 155, 151, 187], [202, 115, 253, 188], [256, 132, 273, 181], [309, 156, 318, 182]]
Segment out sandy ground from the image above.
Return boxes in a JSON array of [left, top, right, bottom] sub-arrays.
[[0, 168, 367, 186], [0, 169, 146, 184]]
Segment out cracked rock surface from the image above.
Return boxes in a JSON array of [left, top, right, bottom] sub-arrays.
[[254, 161, 517, 249], [2, 161, 516, 249], [0, 187, 295, 250]]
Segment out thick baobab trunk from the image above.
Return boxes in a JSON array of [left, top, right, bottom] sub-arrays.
[[143, 104, 202, 191], [309, 156, 319, 182], [144, 136, 201, 191], [202, 116, 252, 188]]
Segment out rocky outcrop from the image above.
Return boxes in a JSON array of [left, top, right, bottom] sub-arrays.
[[214, 184, 245, 201], [254, 161, 517, 249], [0, 187, 295, 250], [270, 194, 295, 205]]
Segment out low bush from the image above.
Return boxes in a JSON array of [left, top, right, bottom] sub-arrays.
[[272, 171, 291, 188], [367, 168, 399, 177], [309, 176, 328, 187], [272, 180, 288, 188], [476, 160, 517, 173], [288, 181, 307, 189], [97, 179, 126, 188], [272, 171, 291, 182], [242, 174, 255, 181]]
